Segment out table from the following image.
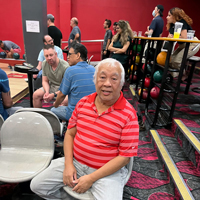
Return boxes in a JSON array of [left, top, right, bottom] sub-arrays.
[[0, 58, 25, 66], [14, 64, 38, 107]]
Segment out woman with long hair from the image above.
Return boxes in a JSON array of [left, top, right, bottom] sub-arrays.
[[166, 7, 200, 80], [108, 20, 134, 75]]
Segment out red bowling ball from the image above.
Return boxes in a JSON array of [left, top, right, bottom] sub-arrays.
[[138, 88, 148, 100], [142, 90, 148, 100], [144, 77, 151, 88], [142, 63, 145, 71], [150, 87, 160, 99], [130, 74, 137, 81]]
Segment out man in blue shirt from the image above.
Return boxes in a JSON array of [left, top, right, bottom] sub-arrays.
[[51, 42, 95, 121], [145, 5, 164, 37], [33, 35, 63, 79], [0, 69, 22, 120]]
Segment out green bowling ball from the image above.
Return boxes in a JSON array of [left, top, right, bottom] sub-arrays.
[[13, 53, 20, 59], [145, 48, 155, 60], [133, 44, 142, 52], [0, 52, 6, 58], [153, 70, 163, 83]]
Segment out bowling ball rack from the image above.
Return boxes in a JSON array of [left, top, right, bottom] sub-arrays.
[[132, 36, 197, 128]]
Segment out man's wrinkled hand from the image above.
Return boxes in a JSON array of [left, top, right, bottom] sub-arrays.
[[72, 175, 93, 194], [63, 165, 77, 188]]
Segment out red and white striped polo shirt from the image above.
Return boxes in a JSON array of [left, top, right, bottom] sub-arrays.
[[68, 92, 139, 169]]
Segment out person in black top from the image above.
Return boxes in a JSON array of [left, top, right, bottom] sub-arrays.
[[108, 20, 134, 75], [166, 7, 200, 80], [145, 5, 164, 37], [47, 14, 63, 48]]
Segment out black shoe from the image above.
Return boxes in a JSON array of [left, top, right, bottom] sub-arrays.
[[166, 74, 173, 83], [180, 79, 192, 85]]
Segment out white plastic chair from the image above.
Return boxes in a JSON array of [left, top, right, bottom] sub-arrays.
[[0, 112, 54, 183], [87, 55, 94, 65], [0, 115, 4, 129], [63, 157, 134, 200], [15, 108, 63, 137], [161, 41, 177, 54]]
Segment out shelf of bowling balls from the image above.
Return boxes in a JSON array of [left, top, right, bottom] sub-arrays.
[[149, 92, 173, 111], [153, 81, 175, 93], [155, 63, 180, 72], [145, 109, 171, 127]]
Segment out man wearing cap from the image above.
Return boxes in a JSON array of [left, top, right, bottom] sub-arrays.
[[145, 5, 164, 37], [64, 17, 81, 50], [47, 14, 63, 48]]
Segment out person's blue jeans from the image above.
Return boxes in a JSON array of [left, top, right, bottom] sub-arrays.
[[37, 70, 43, 78], [51, 106, 70, 121]]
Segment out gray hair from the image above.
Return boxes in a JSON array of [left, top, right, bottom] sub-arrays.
[[93, 58, 125, 86]]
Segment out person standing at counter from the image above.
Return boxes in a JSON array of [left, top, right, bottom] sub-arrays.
[[167, 7, 200, 80], [145, 5, 164, 37]]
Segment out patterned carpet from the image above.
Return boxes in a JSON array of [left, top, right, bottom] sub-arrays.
[[123, 74, 200, 199]]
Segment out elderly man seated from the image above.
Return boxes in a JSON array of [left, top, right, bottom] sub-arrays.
[[30, 58, 139, 200]]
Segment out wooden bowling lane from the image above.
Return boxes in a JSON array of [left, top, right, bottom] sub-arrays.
[[0, 63, 29, 104]]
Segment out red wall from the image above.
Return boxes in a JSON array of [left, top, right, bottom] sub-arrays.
[[0, 1, 24, 57], [1, 0, 200, 60]]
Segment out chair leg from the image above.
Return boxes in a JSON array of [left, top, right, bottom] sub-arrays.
[[184, 61, 196, 94]]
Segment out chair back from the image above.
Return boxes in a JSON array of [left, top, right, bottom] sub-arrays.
[[15, 108, 61, 135], [124, 157, 134, 185], [0, 115, 4, 130], [0, 112, 54, 183], [1, 112, 54, 151], [87, 55, 94, 65]]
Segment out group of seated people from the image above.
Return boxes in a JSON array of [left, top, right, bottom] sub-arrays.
[[0, 40, 140, 199], [33, 41, 96, 124], [0, 6, 200, 199]]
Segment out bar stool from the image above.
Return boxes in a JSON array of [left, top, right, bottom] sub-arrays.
[[184, 56, 200, 94]]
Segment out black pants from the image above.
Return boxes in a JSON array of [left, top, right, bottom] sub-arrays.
[[102, 50, 110, 60], [123, 62, 129, 76]]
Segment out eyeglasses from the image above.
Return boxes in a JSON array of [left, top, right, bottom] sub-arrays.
[[67, 52, 76, 56]]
